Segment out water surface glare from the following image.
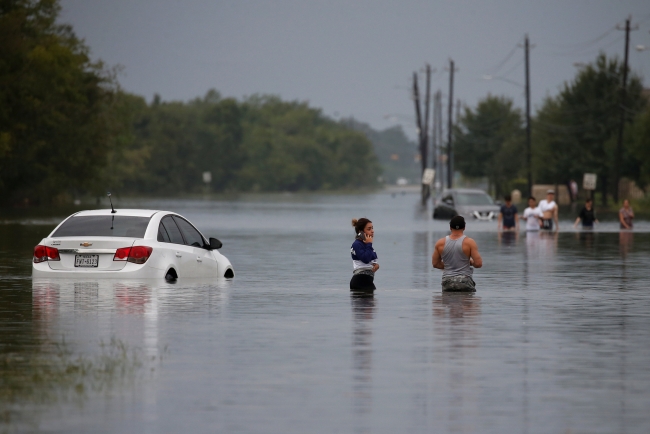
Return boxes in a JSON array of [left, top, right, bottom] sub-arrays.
[[1, 193, 650, 433]]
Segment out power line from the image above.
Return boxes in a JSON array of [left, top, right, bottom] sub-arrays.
[[540, 34, 625, 57], [486, 44, 519, 76], [500, 58, 525, 79], [543, 26, 617, 50]]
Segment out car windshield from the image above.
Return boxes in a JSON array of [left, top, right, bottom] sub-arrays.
[[51, 216, 151, 237], [455, 193, 494, 206]]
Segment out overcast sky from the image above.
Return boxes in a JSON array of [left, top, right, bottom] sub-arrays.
[[60, 0, 650, 138]]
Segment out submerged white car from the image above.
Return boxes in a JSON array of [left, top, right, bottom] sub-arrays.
[[32, 209, 234, 280]]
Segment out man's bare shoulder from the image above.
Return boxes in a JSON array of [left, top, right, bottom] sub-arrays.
[[435, 237, 447, 248], [463, 236, 478, 247]]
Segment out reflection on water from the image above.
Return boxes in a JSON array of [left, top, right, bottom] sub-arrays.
[[619, 230, 633, 259], [350, 293, 375, 431], [412, 231, 431, 289], [525, 231, 557, 259], [619, 231, 634, 290], [497, 230, 519, 247], [432, 293, 481, 433], [2, 195, 650, 433], [575, 229, 595, 250], [433, 292, 481, 323], [114, 283, 151, 315]]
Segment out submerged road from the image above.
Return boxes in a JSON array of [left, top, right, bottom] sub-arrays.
[[1, 192, 649, 433]]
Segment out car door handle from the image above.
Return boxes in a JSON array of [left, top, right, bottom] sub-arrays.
[[196, 256, 202, 263], [175, 252, 182, 258]]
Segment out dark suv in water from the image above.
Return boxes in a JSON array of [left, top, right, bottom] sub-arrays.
[[433, 189, 500, 220]]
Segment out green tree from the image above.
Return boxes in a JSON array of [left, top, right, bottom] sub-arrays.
[[237, 96, 379, 191], [343, 118, 420, 184], [0, 0, 112, 204], [89, 90, 149, 197], [197, 93, 244, 190], [454, 95, 524, 196], [131, 99, 202, 193], [533, 53, 645, 204], [0, 2, 391, 202], [104, 92, 379, 195], [622, 104, 650, 191]]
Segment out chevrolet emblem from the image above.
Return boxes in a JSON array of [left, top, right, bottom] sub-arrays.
[[80, 242, 93, 247]]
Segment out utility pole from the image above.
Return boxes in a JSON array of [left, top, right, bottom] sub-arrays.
[[413, 67, 433, 205], [412, 72, 425, 205], [446, 59, 455, 189], [437, 91, 444, 192], [453, 98, 461, 186], [422, 65, 432, 204], [432, 90, 443, 196], [413, 72, 427, 204], [524, 34, 532, 197], [412, 71, 423, 153], [432, 91, 440, 181], [614, 17, 637, 203]]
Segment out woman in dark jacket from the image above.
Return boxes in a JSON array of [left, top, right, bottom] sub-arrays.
[[350, 218, 379, 291]]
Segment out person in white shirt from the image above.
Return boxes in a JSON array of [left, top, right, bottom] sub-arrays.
[[538, 190, 559, 231], [521, 196, 543, 231]]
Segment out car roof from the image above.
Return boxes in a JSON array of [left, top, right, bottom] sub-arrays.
[[73, 209, 161, 217], [445, 189, 490, 194]]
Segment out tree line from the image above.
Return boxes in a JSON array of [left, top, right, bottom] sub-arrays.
[[454, 54, 648, 204], [104, 91, 380, 196], [0, 0, 381, 206]]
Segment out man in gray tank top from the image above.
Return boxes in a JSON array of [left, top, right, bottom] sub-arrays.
[[432, 216, 483, 291]]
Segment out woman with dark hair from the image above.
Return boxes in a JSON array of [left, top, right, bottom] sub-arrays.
[[619, 199, 634, 230], [350, 218, 379, 291]]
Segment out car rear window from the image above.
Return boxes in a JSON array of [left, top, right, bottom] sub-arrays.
[[51, 216, 151, 237], [456, 193, 494, 206]]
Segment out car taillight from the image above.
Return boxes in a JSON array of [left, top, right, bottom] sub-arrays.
[[128, 246, 153, 264], [113, 246, 153, 264], [113, 247, 131, 261], [33, 245, 60, 263]]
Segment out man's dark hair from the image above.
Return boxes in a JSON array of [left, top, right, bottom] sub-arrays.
[[450, 215, 465, 230], [528, 196, 536, 201], [585, 198, 593, 204], [504, 194, 512, 202]]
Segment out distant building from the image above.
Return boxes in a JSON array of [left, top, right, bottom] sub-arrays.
[[619, 178, 646, 200]]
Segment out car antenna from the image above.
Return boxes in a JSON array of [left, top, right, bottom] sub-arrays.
[[107, 192, 116, 214]]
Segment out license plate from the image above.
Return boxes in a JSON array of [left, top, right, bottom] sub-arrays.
[[75, 254, 99, 268]]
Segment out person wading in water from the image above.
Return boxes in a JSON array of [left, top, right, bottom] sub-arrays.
[[350, 218, 379, 291], [619, 199, 634, 230], [538, 189, 559, 231], [573, 198, 598, 229], [432, 216, 483, 291]]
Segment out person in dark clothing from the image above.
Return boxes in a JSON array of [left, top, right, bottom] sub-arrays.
[[498, 194, 519, 232], [350, 218, 379, 291], [573, 199, 598, 229]]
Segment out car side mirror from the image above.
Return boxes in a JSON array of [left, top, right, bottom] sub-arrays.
[[209, 237, 222, 250]]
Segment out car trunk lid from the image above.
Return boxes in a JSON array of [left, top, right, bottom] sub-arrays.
[[45, 237, 137, 271]]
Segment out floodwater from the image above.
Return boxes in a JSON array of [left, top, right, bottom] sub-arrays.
[[1, 192, 650, 433]]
